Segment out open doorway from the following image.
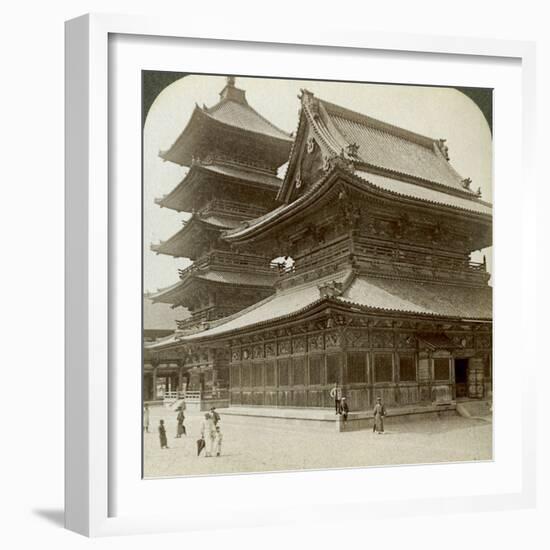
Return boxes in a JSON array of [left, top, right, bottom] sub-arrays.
[[454, 358, 468, 399]]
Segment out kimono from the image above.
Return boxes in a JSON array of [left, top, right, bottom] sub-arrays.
[[143, 407, 150, 432], [158, 423, 168, 448], [340, 400, 349, 421], [373, 403, 386, 433], [176, 411, 186, 437], [200, 416, 216, 456], [215, 431, 223, 456]]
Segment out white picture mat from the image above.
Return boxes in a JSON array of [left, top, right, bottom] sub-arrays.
[[108, 33, 530, 527]]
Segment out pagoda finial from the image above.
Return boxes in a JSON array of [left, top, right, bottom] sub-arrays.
[[220, 75, 247, 105]]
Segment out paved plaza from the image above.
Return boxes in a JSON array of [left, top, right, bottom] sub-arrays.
[[143, 405, 492, 478]]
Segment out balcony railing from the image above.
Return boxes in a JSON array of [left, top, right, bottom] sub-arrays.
[[178, 250, 273, 279], [271, 236, 487, 280], [354, 238, 487, 273], [200, 199, 268, 220]]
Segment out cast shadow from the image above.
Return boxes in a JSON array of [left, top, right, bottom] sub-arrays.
[[33, 508, 64, 528]]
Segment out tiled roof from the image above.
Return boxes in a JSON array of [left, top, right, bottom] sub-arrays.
[[354, 171, 492, 215], [320, 98, 473, 194], [206, 100, 292, 142], [199, 163, 283, 188], [159, 82, 293, 168], [193, 270, 275, 287], [340, 276, 492, 319], [183, 271, 492, 342], [185, 271, 352, 340], [143, 295, 187, 330], [145, 328, 201, 350], [150, 269, 275, 305], [151, 214, 239, 257], [149, 279, 187, 304], [197, 214, 242, 229], [155, 162, 282, 212]]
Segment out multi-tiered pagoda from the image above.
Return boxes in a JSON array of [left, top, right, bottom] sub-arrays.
[[144, 77, 293, 405], [185, 89, 493, 416]]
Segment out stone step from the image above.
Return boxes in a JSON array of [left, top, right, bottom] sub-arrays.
[[456, 400, 492, 420]]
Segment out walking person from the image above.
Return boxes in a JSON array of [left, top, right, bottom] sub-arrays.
[[158, 419, 169, 449], [176, 408, 186, 438], [214, 425, 223, 457], [143, 404, 150, 433], [329, 384, 342, 415], [373, 397, 386, 434], [340, 397, 349, 423], [210, 406, 220, 426], [200, 412, 216, 457]]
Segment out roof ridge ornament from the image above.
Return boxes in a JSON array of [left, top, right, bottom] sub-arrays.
[[461, 177, 472, 190], [323, 150, 355, 174], [299, 88, 320, 119], [345, 142, 360, 159], [436, 138, 450, 161], [318, 280, 344, 299]]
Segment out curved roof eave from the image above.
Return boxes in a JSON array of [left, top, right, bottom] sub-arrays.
[[160, 106, 293, 167], [185, 294, 492, 344], [156, 162, 284, 211], [151, 215, 225, 257], [225, 167, 492, 244]]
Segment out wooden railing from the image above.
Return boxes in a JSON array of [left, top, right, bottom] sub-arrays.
[[271, 239, 351, 277], [354, 238, 486, 274], [162, 388, 230, 404], [178, 250, 273, 279], [162, 390, 185, 401], [200, 199, 268, 220], [270, 235, 487, 281], [184, 390, 201, 402]]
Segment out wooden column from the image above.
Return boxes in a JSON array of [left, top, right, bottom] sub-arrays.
[[152, 364, 158, 400]]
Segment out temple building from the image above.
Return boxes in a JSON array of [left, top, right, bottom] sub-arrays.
[[182, 89, 493, 413], [144, 77, 293, 404], [142, 294, 185, 400]]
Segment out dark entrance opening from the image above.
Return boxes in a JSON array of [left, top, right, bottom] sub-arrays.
[[454, 358, 468, 399]]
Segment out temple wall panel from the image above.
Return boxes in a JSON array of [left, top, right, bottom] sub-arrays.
[[223, 318, 492, 409], [306, 390, 325, 408], [397, 383, 420, 406], [373, 385, 399, 407], [264, 391, 277, 407], [346, 388, 370, 411]]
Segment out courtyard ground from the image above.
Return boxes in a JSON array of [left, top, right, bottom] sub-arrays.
[[143, 405, 492, 478]]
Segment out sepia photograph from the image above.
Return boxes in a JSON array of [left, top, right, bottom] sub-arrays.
[[142, 73, 493, 479]]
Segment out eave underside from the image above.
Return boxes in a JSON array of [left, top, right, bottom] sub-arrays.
[[225, 168, 492, 248], [156, 163, 282, 212], [150, 270, 276, 307]]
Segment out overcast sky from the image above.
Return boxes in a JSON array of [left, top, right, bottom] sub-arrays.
[[143, 74, 493, 293]]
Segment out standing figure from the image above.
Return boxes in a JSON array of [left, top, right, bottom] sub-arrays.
[[158, 419, 169, 449], [340, 397, 349, 422], [200, 413, 216, 457], [373, 397, 386, 434], [143, 404, 150, 433], [329, 384, 342, 415], [176, 408, 186, 438], [210, 406, 220, 426], [214, 425, 223, 457]]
